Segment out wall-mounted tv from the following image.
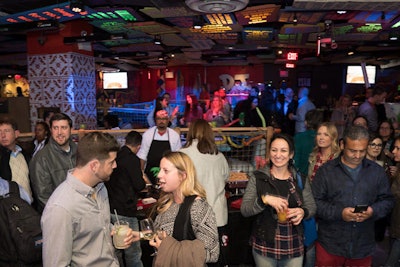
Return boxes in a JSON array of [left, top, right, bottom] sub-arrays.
[[103, 72, 128, 89], [346, 65, 376, 84]]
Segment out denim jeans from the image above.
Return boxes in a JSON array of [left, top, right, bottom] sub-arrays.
[[303, 244, 315, 267], [386, 238, 400, 267], [252, 249, 303, 267], [111, 214, 143, 267]]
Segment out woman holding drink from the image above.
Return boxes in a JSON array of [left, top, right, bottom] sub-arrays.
[[241, 133, 316, 267], [148, 151, 219, 266]]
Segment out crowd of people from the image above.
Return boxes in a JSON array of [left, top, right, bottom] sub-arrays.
[[2, 81, 400, 267]]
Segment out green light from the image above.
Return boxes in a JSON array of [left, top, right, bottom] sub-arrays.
[[334, 25, 353, 36], [86, 11, 134, 21], [98, 21, 127, 33], [392, 21, 400, 28], [106, 12, 118, 19], [357, 23, 382, 33], [88, 13, 105, 20], [97, 12, 112, 19], [115, 10, 137, 21], [278, 34, 290, 41]]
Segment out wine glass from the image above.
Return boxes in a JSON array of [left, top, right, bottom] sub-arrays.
[[140, 218, 157, 256]]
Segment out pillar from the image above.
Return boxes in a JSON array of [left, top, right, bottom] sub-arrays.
[[27, 20, 97, 130]]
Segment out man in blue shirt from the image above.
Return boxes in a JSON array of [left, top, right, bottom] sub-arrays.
[[288, 87, 315, 133], [312, 125, 394, 266], [0, 177, 31, 204]]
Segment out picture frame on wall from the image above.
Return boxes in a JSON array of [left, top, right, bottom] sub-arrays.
[[298, 72, 311, 87]]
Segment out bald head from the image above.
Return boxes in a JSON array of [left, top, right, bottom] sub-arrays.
[[298, 87, 309, 98]]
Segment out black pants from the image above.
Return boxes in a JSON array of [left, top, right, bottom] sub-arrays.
[[208, 226, 228, 267]]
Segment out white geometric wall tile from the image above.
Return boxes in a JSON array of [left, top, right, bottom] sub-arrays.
[[28, 52, 96, 130]]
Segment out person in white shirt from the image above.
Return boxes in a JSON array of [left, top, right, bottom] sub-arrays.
[[138, 110, 182, 184]]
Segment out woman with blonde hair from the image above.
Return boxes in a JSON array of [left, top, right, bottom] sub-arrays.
[[308, 122, 341, 183], [302, 122, 340, 267], [150, 151, 219, 266], [204, 96, 229, 127]]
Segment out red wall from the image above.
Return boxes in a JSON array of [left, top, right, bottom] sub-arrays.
[[27, 20, 93, 56], [135, 64, 264, 102]]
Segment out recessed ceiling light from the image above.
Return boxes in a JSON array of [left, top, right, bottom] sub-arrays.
[[70, 0, 84, 13], [154, 35, 162, 45]]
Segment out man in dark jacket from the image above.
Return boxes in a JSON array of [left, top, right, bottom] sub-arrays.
[[105, 130, 147, 267], [312, 125, 394, 266], [29, 113, 77, 213]]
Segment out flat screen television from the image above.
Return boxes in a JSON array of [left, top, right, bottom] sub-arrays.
[[346, 65, 376, 84], [103, 72, 128, 89]]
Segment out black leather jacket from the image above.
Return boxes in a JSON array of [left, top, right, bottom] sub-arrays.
[[29, 137, 77, 213]]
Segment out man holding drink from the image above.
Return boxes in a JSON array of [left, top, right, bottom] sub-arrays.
[[41, 132, 140, 267]]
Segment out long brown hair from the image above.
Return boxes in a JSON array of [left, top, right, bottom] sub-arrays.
[[184, 94, 200, 118], [184, 119, 219, 154]]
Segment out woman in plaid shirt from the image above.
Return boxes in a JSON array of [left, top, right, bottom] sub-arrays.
[[241, 133, 316, 267]]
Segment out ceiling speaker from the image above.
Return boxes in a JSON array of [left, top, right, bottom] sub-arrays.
[[185, 0, 249, 13]]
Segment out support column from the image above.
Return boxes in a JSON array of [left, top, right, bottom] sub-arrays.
[[27, 20, 97, 130]]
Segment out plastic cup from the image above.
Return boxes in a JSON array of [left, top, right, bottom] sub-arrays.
[[277, 210, 288, 222], [113, 220, 129, 249], [277, 194, 289, 223]]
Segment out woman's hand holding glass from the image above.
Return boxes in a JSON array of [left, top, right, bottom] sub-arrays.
[[262, 194, 288, 212], [261, 194, 289, 222], [287, 207, 305, 225], [149, 230, 167, 249], [140, 218, 164, 256], [140, 218, 156, 241]]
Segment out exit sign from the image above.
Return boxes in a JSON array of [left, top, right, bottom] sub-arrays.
[[287, 52, 298, 61]]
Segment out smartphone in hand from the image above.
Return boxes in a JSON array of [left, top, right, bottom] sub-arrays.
[[353, 204, 368, 213]]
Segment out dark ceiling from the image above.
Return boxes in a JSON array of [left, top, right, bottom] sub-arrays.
[[0, 0, 400, 75]]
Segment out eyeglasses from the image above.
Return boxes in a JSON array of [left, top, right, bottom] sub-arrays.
[[369, 143, 383, 148]]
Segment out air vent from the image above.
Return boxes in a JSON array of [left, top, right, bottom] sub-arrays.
[[185, 0, 249, 13]]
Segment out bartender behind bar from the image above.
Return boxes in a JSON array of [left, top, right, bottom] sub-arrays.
[[137, 110, 182, 184]]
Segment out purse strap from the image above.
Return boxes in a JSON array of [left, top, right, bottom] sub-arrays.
[[172, 195, 197, 241]]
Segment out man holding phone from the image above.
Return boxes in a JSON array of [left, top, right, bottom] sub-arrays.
[[312, 125, 394, 267]]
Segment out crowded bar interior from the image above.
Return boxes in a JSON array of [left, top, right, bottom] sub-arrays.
[[0, 1, 399, 132]]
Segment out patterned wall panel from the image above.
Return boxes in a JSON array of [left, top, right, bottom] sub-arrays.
[[28, 52, 96, 130]]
